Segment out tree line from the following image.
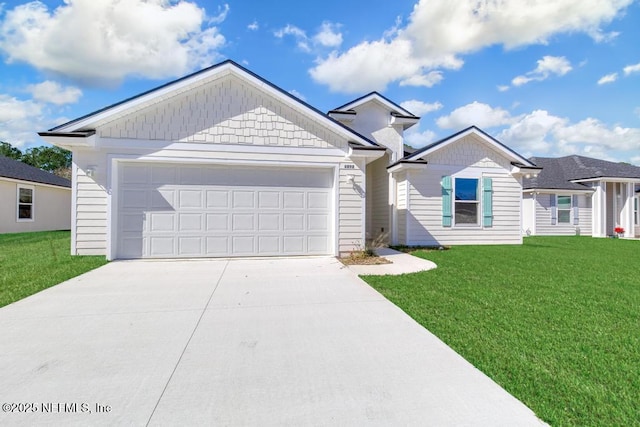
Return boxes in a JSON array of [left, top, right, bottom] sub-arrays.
[[0, 141, 71, 180]]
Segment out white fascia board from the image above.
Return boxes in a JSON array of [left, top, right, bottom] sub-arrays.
[[571, 177, 640, 184], [337, 93, 412, 116], [327, 111, 356, 122], [511, 165, 543, 176], [39, 133, 96, 150], [523, 188, 594, 194], [346, 147, 386, 164], [387, 162, 428, 174], [389, 115, 419, 130]]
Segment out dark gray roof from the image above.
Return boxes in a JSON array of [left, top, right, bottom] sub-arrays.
[[523, 155, 640, 190], [0, 155, 71, 188]]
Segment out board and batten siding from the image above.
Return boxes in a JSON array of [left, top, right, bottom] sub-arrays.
[[533, 193, 592, 236], [97, 76, 345, 151], [406, 170, 522, 245]]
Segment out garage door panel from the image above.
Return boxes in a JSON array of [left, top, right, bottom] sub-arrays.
[[206, 190, 229, 208], [117, 164, 334, 258], [206, 213, 229, 231], [149, 213, 175, 232], [283, 192, 304, 209], [232, 236, 255, 254], [233, 191, 255, 208], [149, 237, 175, 256], [308, 214, 329, 231], [258, 236, 280, 253], [179, 190, 203, 208], [179, 237, 202, 255], [122, 189, 147, 208], [283, 214, 304, 231], [259, 213, 280, 231], [258, 191, 280, 209]]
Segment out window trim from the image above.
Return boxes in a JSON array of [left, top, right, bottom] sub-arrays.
[[635, 196, 638, 226], [16, 184, 35, 222], [453, 177, 480, 227], [556, 194, 572, 224]]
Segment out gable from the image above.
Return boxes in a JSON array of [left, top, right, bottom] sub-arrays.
[[421, 134, 513, 170], [96, 74, 347, 150]]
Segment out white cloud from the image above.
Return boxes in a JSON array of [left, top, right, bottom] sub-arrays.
[[310, 0, 632, 93], [0, 0, 226, 85], [436, 102, 514, 129], [597, 73, 618, 85], [26, 81, 82, 105], [0, 94, 48, 148], [511, 56, 572, 87], [247, 21, 259, 31], [498, 110, 566, 154], [497, 85, 510, 92], [399, 71, 443, 88], [274, 24, 311, 52], [209, 4, 229, 24], [313, 22, 342, 48], [404, 126, 437, 149], [400, 100, 443, 116], [623, 62, 640, 75]]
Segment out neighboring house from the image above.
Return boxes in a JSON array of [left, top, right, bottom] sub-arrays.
[[39, 60, 539, 260], [522, 155, 640, 238], [0, 155, 71, 234]]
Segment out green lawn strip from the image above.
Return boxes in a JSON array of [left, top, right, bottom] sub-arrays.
[[364, 237, 640, 426], [0, 231, 108, 307]]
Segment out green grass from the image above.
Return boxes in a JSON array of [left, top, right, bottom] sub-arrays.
[[0, 230, 107, 307], [364, 237, 640, 426]]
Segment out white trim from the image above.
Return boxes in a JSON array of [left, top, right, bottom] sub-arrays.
[[16, 184, 35, 222], [451, 176, 481, 228], [555, 194, 573, 225], [571, 177, 640, 184], [523, 188, 593, 194], [70, 161, 78, 255], [107, 155, 340, 260], [98, 138, 349, 157], [334, 93, 414, 117]]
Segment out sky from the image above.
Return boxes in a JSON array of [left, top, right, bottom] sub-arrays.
[[0, 0, 639, 164]]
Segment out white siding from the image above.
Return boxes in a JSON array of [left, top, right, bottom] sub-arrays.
[[533, 193, 592, 236], [338, 163, 365, 255], [98, 76, 346, 150], [0, 179, 71, 233], [396, 172, 408, 245], [365, 154, 390, 242], [424, 134, 513, 170], [407, 169, 522, 245]]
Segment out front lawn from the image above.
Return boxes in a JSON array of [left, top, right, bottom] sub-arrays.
[[0, 231, 107, 307], [364, 237, 640, 426]]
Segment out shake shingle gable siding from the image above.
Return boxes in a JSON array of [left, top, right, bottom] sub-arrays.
[[0, 156, 70, 188]]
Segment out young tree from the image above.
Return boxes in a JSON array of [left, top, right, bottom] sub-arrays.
[[21, 146, 72, 172]]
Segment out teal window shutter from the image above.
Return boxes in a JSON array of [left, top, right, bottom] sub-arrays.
[[550, 195, 557, 225], [482, 177, 493, 227], [442, 176, 452, 227], [572, 195, 579, 225]]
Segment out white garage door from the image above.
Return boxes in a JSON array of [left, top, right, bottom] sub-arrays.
[[116, 163, 334, 258]]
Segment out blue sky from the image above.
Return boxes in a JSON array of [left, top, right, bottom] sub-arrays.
[[1, 0, 639, 164]]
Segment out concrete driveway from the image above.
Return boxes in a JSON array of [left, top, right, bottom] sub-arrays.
[[0, 257, 543, 426]]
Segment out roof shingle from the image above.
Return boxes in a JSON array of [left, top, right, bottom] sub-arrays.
[[0, 156, 71, 188]]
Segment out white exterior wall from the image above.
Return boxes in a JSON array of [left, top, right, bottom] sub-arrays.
[[345, 103, 403, 160], [522, 193, 535, 235], [365, 154, 390, 241], [69, 75, 365, 258], [531, 193, 592, 236], [404, 135, 522, 246], [0, 178, 71, 234], [396, 172, 408, 245]]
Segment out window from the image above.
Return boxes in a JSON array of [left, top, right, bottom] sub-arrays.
[[557, 195, 571, 223], [17, 185, 34, 221], [455, 178, 479, 225]]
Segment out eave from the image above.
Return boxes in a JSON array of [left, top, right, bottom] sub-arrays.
[[386, 160, 429, 174], [37, 130, 96, 149], [523, 188, 594, 194]]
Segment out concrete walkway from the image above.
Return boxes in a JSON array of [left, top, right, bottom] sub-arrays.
[[347, 247, 438, 275], [0, 257, 543, 426]]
